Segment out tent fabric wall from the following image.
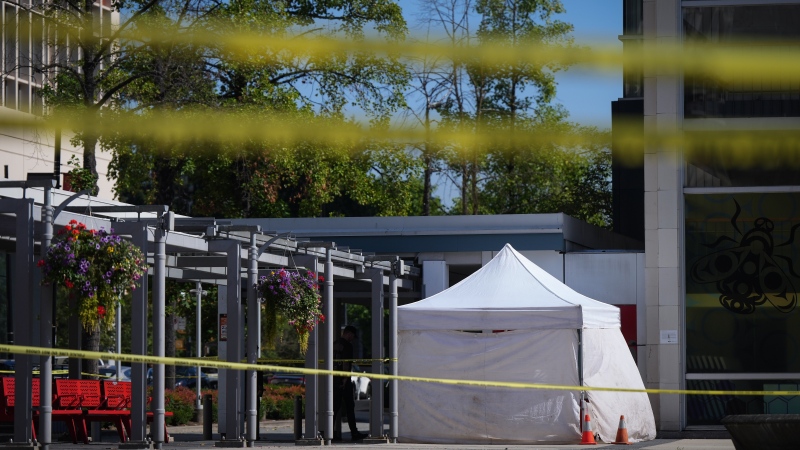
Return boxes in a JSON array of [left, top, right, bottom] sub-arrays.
[[583, 328, 656, 442], [398, 328, 581, 444], [397, 244, 656, 444]]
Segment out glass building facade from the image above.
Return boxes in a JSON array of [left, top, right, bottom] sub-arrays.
[[681, 0, 800, 427], [685, 193, 800, 424], [683, 4, 800, 119]]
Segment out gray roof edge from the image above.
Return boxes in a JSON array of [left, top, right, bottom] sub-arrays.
[[230, 214, 566, 236], [562, 215, 644, 251]]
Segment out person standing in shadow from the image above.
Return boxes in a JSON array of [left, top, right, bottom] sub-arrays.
[[333, 325, 368, 442]]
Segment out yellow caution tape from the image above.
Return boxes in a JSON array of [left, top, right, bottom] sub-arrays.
[[2, 110, 799, 164], [0, 370, 72, 375], [1, 344, 798, 397], [22, 20, 800, 81], [199, 356, 394, 364]]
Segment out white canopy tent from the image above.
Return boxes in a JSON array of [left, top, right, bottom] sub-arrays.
[[398, 244, 656, 444]]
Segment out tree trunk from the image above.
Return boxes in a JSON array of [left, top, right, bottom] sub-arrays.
[[82, 132, 100, 195], [81, 0, 100, 192], [68, 296, 82, 378], [423, 152, 432, 216], [81, 325, 101, 377], [461, 161, 468, 215]]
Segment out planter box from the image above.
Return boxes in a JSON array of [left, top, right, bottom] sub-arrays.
[[721, 414, 800, 450]]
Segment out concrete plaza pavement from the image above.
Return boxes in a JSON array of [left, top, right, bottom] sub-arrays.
[[14, 412, 735, 450], [4, 403, 734, 450]]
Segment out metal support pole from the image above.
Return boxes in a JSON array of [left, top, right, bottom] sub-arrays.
[[195, 281, 204, 416], [323, 248, 334, 444], [4, 199, 35, 444], [293, 396, 303, 440], [293, 255, 318, 441], [368, 268, 384, 438], [116, 301, 122, 381], [203, 394, 213, 439], [207, 239, 243, 442], [128, 224, 150, 443], [388, 262, 401, 443], [39, 182, 55, 449], [228, 243, 243, 442], [245, 233, 259, 446], [152, 225, 167, 447]]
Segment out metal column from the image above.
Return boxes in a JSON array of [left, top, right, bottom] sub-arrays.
[[245, 233, 259, 446], [388, 260, 402, 442], [39, 181, 55, 449], [367, 268, 384, 438], [194, 282, 205, 419], [209, 239, 243, 442], [293, 255, 319, 441], [151, 222, 168, 448], [1, 198, 35, 444], [114, 221, 152, 444], [323, 248, 334, 444]]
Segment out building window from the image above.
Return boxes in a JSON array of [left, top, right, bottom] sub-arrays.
[[623, 0, 642, 35], [685, 193, 800, 424], [683, 4, 800, 119], [683, 129, 800, 188]]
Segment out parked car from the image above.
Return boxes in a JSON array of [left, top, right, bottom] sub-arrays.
[[174, 366, 218, 389], [146, 366, 217, 389], [268, 373, 305, 386], [53, 357, 106, 370], [99, 365, 132, 382], [0, 359, 14, 373]]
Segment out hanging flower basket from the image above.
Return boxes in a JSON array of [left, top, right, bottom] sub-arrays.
[[38, 220, 147, 330], [256, 268, 324, 354]]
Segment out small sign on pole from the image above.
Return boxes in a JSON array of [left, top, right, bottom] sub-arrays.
[[219, 314, 228, 341]]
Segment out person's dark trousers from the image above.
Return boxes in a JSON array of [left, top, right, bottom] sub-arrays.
[[333, 379, 358, 438]]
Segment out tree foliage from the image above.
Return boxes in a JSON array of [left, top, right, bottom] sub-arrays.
[[38, 0, 610, 224], [102, 0, 424, 218], [408, 0, 611, 225]]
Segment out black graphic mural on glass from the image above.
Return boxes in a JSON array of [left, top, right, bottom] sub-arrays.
[[690, 200, 800, 314]]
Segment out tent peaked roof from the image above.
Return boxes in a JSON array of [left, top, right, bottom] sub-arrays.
[[399, 243, 620, 330]]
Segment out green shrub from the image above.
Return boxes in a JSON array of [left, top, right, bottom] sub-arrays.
[[164, 387, 196, 425], [190, 385, 303, 423], [263, 385, 304, 420]]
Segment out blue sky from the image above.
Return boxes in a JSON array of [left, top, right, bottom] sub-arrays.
[[554, 0, 622, 128], [399, 0, 622, 128]]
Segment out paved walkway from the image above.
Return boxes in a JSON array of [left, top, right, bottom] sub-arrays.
[[7, 419, 735, 450]]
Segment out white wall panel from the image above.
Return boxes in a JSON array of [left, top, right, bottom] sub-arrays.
[[565, 252, 642, 305]]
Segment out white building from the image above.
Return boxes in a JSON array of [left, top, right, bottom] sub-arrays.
[[1, 0, 116, 197], [613, 0, 800, 432]]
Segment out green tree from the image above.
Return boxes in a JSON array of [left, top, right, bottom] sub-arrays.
[[35, 0, 192, 192], [109, 0, 419, 219], [480, 123, 612, 226], [409, 0, 610, 222]]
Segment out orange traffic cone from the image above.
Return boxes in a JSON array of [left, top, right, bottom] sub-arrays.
[[614, 415, 632, 445], [580, 414, 597, 445]]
